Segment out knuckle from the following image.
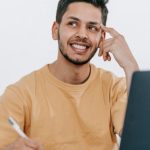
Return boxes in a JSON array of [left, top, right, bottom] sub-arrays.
[[108, 27, 114, 32], [113, 38, 117, 43], [117, 34, 124, 39], [109, 27, 113, 30]]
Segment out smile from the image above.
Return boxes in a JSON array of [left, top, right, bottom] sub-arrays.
[[72, 44, 86, 50], [70, 43, 91, 53]]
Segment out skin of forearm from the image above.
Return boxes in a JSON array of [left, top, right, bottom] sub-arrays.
[[124, 62, 139, 92]]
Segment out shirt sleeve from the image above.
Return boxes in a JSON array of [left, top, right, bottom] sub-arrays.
[[110, 76, 127, 135], [0, 85, 27, 148]]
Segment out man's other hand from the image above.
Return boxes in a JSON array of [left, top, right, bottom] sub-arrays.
[[2, 138, 44, 150]]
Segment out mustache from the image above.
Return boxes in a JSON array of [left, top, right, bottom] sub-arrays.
[[69, 37, 92, 47], [58, 29, 92, 45]]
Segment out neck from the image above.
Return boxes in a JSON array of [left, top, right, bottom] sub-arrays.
[[49, 60, 91, 85]]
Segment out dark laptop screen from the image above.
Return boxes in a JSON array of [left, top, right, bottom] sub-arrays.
[[120, 71, 150, 150]]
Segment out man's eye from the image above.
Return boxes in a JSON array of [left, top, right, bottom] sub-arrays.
[[68, 22, 77, 27], [88, 26, 98, 32]]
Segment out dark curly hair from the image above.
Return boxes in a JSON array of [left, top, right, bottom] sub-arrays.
[[56, 0, 109, 25]]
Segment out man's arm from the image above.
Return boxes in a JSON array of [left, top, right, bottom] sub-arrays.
[[0, 85, 42, 149], [99, 24, 139, 91]]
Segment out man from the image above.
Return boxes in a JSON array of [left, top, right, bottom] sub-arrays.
[[0, 0, 139, 149]]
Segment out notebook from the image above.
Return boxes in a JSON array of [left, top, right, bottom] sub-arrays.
[[120, 71, 150, 150]]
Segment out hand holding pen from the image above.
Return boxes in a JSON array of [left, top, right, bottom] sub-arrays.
[[8, 117, 29, 140], [5, 116, 44, 150]]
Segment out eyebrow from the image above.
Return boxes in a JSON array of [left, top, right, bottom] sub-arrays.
[[67, 16, 80, 21], [67, 16, 101, 26]]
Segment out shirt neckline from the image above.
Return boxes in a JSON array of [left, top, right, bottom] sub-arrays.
[[42, 63, 97, 92]]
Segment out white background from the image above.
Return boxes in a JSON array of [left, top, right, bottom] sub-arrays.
[[0, 0, 150, 95]]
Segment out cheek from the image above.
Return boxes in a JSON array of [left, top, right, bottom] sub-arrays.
[[59, 25, 75, 38], [94, 34, 102, 45], [90, 35, 101, 47], [59, 29, 73, 43]]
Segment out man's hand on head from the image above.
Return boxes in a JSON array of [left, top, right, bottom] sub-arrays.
[[98, 24, 138, 71], [99, 24, 139, 90]]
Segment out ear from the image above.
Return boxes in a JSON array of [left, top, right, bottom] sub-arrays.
[[98, 30, 106, 56], [101, 30, 106, 41], [52, 21, 59, 40], [98, 30, 105, 47], [99, 30, 106, 47]]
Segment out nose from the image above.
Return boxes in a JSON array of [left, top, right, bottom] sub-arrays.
[[75, 25, 88, 39]]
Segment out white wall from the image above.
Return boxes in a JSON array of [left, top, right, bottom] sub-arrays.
[[0, 0, 150, 95]]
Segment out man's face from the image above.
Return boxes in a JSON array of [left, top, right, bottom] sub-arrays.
[[52, 2, 103, 65]]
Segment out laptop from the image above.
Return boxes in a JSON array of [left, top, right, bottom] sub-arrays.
[[120, 71, 150, 150]]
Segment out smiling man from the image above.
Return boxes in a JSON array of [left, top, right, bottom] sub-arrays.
[[0, 0, 139, 150], [54, 2, 102, 66]]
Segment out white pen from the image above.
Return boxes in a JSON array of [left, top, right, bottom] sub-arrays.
[[8, 116, 29, 140]]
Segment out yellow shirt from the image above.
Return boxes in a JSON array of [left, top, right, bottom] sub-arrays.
[[0, 64, 127, 150]]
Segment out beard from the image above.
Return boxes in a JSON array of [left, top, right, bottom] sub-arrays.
[[57, 33, 98, 65]]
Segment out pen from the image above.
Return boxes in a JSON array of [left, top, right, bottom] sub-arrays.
[[8, 116, 29, 140]]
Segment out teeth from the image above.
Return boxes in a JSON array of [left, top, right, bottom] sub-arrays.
[[72, 44, 86, 50]]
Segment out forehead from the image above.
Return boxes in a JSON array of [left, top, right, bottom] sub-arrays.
[[62, 2, 102, 24]]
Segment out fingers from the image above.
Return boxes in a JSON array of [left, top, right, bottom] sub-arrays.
[[103, 52, 111, 61], [24, 139, 39, 149], [99, 38, 113, 61], [99, 24, 123, 62], [25, 138, 44, 150], [99, 48, 111, 61], [99, 24, 135, 70], [12, 138, 44, 150], [102, 38, 114, 50], [101, 24, 120, 38]]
